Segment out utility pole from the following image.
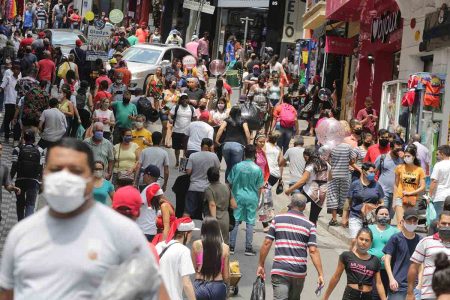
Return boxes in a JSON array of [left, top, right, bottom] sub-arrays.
[[193, 0, 206, 35], [240, 17, 254, 55]]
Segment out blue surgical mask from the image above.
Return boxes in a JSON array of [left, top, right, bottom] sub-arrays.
[[123, 136, 132, 143], [93, 131, 103, 140], [367, 173, 375, 182]]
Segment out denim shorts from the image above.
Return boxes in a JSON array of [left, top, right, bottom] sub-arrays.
[[194, 280, 227, 300]]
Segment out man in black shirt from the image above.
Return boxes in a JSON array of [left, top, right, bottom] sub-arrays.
[[183, 77, 204, 107]]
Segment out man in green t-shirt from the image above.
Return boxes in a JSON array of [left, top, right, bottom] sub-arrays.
[[127, 29, 138, 46], [112, 90, 137, 144]]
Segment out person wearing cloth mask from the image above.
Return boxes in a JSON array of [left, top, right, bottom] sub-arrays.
[[365, 129, 391, 163], [375, 139, 404, 218], [393, 145, 426, 226], [155, 217, 197, 300], [0, 138, 164, 299], [408, 211, 450, 300], [83, 122, 114, 180], [323, 227, 387, 300], [383, 208, 422, 300], [113, 128, 140, 186], [348, 162, 385, 240], [108, 72, 127, 103], [112, 90, 137, 144], [132, 114, 152, 151], [92, 160, 114, 205], [92, 98, 115, 141], [368, 206, 399, 299]]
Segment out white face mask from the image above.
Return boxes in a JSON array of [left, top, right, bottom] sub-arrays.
[[93, 170, 103, 178], [217, 104, 225, 110], [404, 156, 414, 165], [404, 223, 418, 233], [44, 170, 88, 213], [135, 122, 144, 129]]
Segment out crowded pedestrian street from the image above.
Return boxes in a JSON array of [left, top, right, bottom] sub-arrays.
[[1, 0, 450, 299]]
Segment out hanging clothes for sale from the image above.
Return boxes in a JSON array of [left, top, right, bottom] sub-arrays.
[[401, 74, 420, 107], [422, 75, 442, 108]]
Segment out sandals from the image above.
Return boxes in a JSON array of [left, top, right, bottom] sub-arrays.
[[328, 219, 339, 227]]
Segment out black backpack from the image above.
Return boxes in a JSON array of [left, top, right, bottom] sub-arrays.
[[17, 145, 41, 179], [137, 97, 159, 122], [76, 93, 87, 110]]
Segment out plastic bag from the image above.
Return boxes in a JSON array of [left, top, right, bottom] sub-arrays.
[[76, 125, 85, 140], [426, 201, 437, 226], [275, 179, 284, 195], [94, 254, 161, 300], [240, 102, 263, 131], [250, 276, 265, 300]]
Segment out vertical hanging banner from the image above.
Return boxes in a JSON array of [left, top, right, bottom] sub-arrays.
[[282, 0, 304, 43]]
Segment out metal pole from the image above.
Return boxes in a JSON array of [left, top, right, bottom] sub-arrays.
[[193, 0, 205, 35], [241, 17, 254, 58]]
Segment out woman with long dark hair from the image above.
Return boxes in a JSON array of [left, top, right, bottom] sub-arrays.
[[215, 105, 251, 179], [331, 79, 342, 116], [285, 146, 330, 224], [207, 78, 229, 110], [323, 227, 386, 300], [393, 144, 425, 226], [192, 217, 230, 300]]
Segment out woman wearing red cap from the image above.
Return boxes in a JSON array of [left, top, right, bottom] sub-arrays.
[[146, 183, 175, 244]]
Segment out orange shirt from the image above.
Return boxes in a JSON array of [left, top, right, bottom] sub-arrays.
[[136, 28, 149, 43], [115, 67, 132, 85]]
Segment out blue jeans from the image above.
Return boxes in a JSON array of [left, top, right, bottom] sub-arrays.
[[434, 201, 444, 218], [15, 179, 40, 221], [388, 289, 421, 300], [230, 221, 254, 250], [384, 192, 395, 219], [277, 126, 294, 154], [222, 142, 244, 181]]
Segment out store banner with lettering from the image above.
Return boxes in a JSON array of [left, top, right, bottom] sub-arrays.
[[325, 36, 355, 56], [217, 0, 269, 7], [282, 0, 305, 43]]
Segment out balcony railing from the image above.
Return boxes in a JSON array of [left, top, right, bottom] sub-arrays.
[[306, 0, 325, 11]]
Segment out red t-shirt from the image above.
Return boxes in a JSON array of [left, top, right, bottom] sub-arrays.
[[95, 75, 112, 88], [37, 58, 56, 82], [364, 143, 390, 163], [223, 81, 232, 95], [70, 13, 81, 23]]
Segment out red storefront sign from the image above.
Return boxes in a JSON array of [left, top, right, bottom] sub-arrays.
[[326, 0, 362, 21], [325, 36, 356, 55]]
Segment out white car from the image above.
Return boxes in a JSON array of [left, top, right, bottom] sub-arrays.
[[121, 44, 194, 92]]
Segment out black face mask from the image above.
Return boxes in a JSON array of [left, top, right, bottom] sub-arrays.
[[439, 227, 450, 241], [364, 142, 372, 147], [123, 98, 130, 104], [379, 139, 389, 147], [354, 129, 363, 135]]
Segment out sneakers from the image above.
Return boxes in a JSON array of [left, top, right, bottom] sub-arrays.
[[230, 247, 235, 255], [245, 248, 257, 256]]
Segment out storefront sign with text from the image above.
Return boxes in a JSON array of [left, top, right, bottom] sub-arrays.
[[371, 10, 401, 43]]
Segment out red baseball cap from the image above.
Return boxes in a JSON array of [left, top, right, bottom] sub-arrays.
[[112, 186, 142, 217], [75, 39, 83, 47]]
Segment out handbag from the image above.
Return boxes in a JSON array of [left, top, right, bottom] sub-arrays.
[[275, 179, 284, 195], [402, 195, 418, 206], [251, 276, 265, 300], [361, 203, 379, 224]]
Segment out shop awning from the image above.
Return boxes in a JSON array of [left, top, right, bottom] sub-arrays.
[[326, 0, 362, 21]]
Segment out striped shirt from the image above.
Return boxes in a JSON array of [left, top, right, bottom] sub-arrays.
[[36, 8, 47, 20], [266, 210, 317, 278], [410, 233, 450, 299], [330, 143, 358, 178]]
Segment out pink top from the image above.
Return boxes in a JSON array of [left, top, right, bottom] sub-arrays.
[[356, 108, 377, 135], [186, 41, 199, 58], [196, 251, 225, 272], [198, 38, 209, 56]]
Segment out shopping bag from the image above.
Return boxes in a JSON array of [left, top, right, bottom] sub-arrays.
[[275, 179, 284, 195], [76, 125, 85, 140], [250, 276, 265, 300], [426, 201, 437, 226], [240, 101, 263, 131]]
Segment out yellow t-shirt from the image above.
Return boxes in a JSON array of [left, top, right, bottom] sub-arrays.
[[394, 164, 425, 199], [114, 142, 139, 172], [132, 129, 153, 151]]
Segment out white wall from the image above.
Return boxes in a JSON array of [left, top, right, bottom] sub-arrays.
[[396, 0, 450, 144]]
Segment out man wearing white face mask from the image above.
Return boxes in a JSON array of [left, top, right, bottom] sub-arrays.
[[383, 208, 422, 300], [0, 138, 164, 300]]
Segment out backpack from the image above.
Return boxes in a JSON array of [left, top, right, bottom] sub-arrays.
[[75, 93, 87, 110], [21, 87, 49, 127], [57, 61, 71, 79], [17, 145, 41, 179], [173, 104, 195, 123], [137, 96, 159, 122], [279, 103, 297, 128]]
